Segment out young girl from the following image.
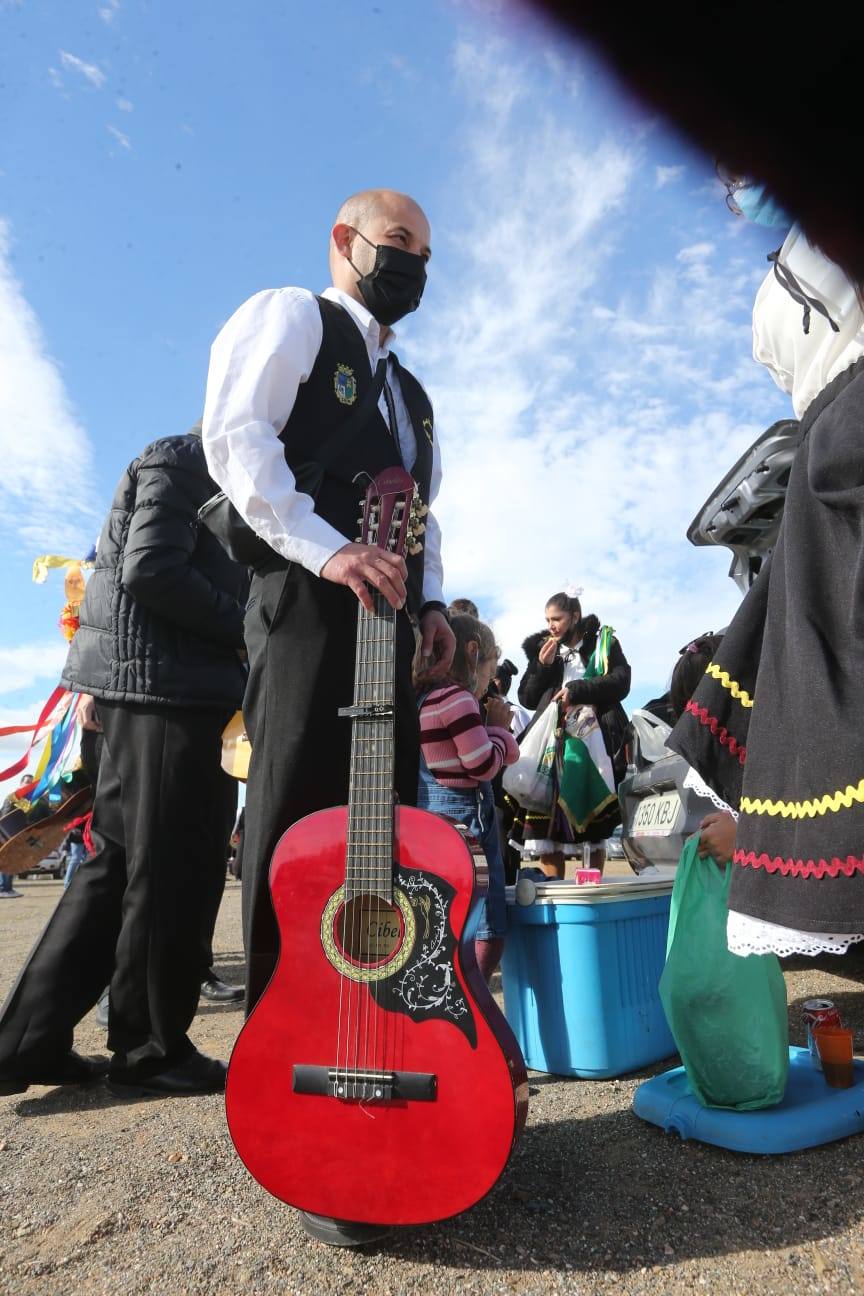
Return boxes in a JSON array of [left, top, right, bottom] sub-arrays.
[[416, 614, 518, 982]]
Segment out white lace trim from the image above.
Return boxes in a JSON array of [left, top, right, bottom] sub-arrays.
[[727, 908, 864, 957], [682, 766, 739, 820]]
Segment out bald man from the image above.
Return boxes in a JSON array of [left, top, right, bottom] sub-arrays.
[[203, 189, 455, 1010]]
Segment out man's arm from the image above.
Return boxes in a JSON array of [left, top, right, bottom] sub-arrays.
[[415, 432, 454, 671], [203, 288, 407, 612], [202, 287, 350, 573], [420, 434, 444, 607], [121, 456, 246, 647]]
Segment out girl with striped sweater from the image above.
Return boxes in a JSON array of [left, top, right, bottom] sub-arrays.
[[416, 614, 519, 981]]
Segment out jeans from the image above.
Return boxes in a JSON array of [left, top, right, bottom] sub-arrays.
[[416, 754, 506, 940], [63, 842, 87, 889], [0, 874, 14, 893]]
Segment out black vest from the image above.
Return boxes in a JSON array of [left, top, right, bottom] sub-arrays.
[[278, 297, 434, 613]]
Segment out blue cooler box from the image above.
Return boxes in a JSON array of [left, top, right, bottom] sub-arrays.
[[501, 874, 677, 1078]]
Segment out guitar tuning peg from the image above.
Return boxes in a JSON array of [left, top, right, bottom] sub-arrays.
[[419, 504, 429, 517], [415, 522, 426, 535], [408, 541, 423, 555]]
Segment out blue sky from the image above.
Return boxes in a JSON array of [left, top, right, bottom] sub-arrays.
[[0, 0, 792, 762]]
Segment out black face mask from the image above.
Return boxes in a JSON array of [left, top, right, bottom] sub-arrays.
[[348, 229, 427, 326]]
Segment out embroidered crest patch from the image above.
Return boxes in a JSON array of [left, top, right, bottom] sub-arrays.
[[334, 364, 357, 406], [422, 416, 433, 445]]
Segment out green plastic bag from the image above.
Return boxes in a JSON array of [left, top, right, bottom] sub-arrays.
[[659, 834, 789, 1110]]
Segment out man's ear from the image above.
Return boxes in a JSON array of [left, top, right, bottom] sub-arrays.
[[332, 222, 355, 260]]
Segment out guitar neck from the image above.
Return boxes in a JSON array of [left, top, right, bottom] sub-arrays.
[[346, 589, 397, 901]]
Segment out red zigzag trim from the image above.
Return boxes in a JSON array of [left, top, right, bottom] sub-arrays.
[[734, 849, 864, 880], [685, 700, 747, 766]]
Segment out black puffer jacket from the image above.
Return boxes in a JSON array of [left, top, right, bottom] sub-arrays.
[[518, 614, 632, 784], [62, 431, 249, 709]]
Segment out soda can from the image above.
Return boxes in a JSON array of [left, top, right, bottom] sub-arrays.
[[803, 999, 843, 1069]]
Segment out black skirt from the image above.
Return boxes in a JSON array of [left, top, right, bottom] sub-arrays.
[[668, 355, 864, 933]]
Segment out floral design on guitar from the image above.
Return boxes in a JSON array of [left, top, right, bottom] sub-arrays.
[[371, 866, 477, 1048]]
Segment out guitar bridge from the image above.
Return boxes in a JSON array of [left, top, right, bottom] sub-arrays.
[[292, 1065, 437, 1103]]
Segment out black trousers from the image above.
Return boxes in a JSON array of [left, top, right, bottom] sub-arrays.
[[241, 563, 419, 1011], [0, 700, 236, 1078]]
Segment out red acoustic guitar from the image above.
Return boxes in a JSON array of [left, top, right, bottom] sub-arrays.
[[226, 467, 528, 1229]]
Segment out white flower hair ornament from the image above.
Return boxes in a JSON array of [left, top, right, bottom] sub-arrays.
[[564, 582, 583, 599]]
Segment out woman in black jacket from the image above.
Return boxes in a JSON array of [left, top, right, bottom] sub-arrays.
[[515, 590, 632, 877]]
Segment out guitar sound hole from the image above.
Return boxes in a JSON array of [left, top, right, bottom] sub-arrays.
[[335, 896, 404, 968]]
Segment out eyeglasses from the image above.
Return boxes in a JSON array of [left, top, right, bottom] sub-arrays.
[[715, 162, 748, 214]]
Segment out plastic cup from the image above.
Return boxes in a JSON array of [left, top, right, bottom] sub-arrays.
[[814, 1027, 855, 1089]]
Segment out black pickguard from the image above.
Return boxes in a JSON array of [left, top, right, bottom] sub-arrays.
[[371, 866, 477, 1049]]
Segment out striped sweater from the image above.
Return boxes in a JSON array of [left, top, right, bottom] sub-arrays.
[[419, 683, 519, 789]]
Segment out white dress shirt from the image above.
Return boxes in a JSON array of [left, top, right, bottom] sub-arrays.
[[202, 285, 444, 605]]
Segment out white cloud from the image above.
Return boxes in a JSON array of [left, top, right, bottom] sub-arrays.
[[0, 642, 69, 697], [59, 50, 106, 89], [106, 124, 131, 150], [99, 0, 120, 22], [677, 241, 715, 263], [655, 164, 684, 189], [116, 96, 133, 112], [0, 219, 99, 554], [405, 41, 789, 704]]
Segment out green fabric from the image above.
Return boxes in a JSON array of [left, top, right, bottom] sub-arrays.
[[583, 624, 614, 680], [557, 733, 618, 833], [659, 834, 789, 1110]]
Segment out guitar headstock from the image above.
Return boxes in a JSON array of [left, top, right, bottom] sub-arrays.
[[357, 468, 426, 558]]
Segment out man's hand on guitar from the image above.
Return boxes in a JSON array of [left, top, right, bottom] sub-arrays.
[[419, 610, 456, 677], [321, 543, 407, 613]]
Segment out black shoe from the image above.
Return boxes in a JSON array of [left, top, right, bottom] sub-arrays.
[[0, 1050, 110, 1096], [200, 975, 244, 1003], [95, 988, 110, 1029], [106, 1050, 227, 1098]]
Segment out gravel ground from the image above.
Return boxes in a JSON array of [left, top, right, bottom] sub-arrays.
[[1, 875, 864, 1296]]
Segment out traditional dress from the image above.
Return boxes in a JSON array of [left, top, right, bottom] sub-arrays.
[[511, 628, 622, 858], [669, 229, 864, 956]]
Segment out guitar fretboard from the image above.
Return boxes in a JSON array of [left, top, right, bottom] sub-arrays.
[[345, 588, 396, 900]]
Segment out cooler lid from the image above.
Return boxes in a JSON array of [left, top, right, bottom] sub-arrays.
[[508, 873, 674, 906]]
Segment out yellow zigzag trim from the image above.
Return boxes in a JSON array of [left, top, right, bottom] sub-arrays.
[[705, 662, 754, 709], [741, 777, 864, 819]]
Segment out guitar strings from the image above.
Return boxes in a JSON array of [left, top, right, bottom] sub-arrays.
[[337, 569, 365, 1096], [339, 487, 405, 1101]]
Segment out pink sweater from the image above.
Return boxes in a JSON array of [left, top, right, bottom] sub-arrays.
[[419, 683, 519, 789]]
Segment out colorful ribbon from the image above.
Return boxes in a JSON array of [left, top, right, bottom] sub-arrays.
[[0, 686, 70, 786]]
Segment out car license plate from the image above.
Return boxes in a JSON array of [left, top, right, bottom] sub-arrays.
[[632, 791, 681, 836]]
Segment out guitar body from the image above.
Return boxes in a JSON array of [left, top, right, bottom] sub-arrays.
[[0, 785, 93, 877], [226, 804, 528, 1226]]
